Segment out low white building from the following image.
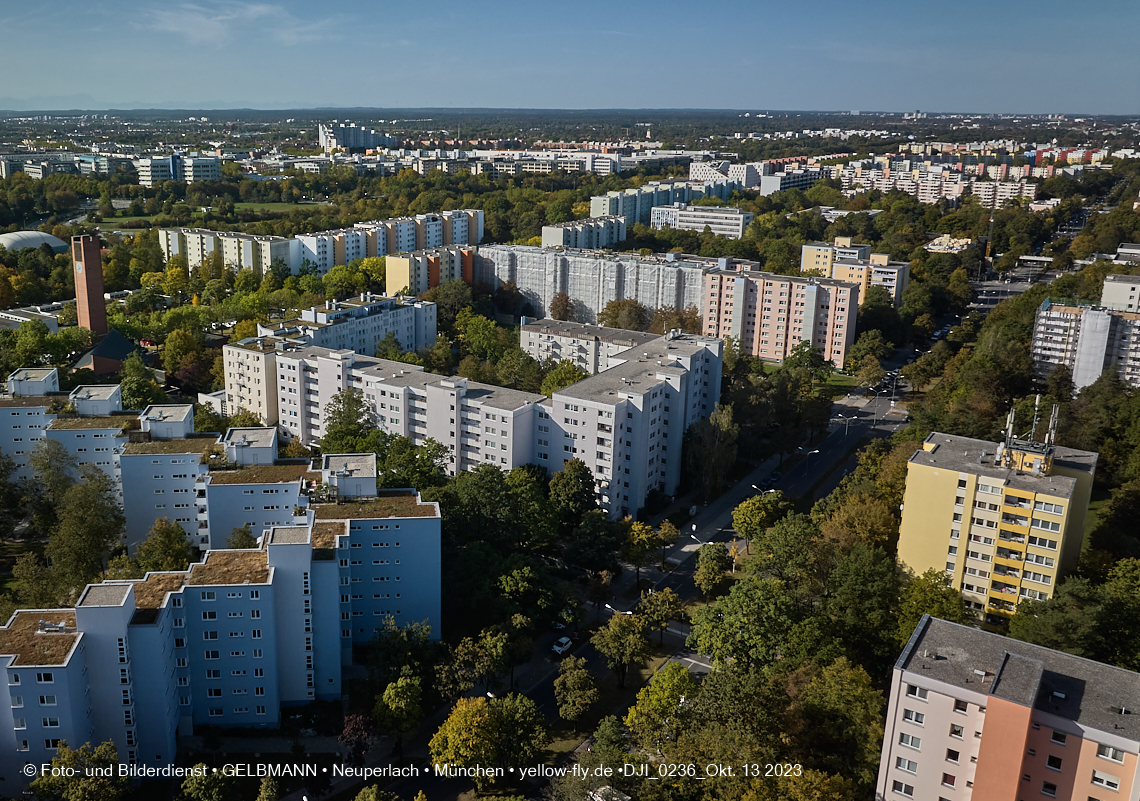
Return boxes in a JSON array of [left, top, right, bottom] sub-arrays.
[[649, 203, 754, 239], [68, 384, 122, 417], [521, 319, 660, 375], [541, 216, 627, 249], [7, 368, 58, 397], [255, 294, 437, 358]]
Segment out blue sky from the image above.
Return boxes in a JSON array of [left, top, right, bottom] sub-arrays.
[[1, 0, 1137, 113]]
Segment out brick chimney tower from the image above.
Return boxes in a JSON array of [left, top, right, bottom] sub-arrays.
[[71, 235, 107, 336]]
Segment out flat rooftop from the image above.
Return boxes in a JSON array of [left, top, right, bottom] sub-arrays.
[[123, 438, 218, 455], [0, 396, 54, 408], [228, 336, 285, 354], [903, 616, 1140, 740], [187, 550, 270, 586], [555, 333, 720, 402], [312, 491, 438, 520], [223, 427, 277, 449], [522, 320, 661, 348], [140, 404, 193, 422], [8, 368, 55, 381], [312, 521, 345, 549], [323, 454, 376, 477], [911, 432, 1097, 500], [207, 463, 316, 485], [268, 526, 310, 545], [130, 572, 187, 610], [0, 611, 79, 667], [78, 584, 131, 607], [69, 385, 119, 400]]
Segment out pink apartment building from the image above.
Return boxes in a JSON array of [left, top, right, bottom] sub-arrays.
[[702, 267, 860, 369], [879, 615, 1139, 801]]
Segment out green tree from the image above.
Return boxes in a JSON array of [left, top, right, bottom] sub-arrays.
[[429, 695, 548, 789], [854, 354, 886, 388], [846, 329, 893, 366], [255, 776, 280, 801], [373, 675, 422, 755], [540, 359, 586, 397], [685, 404, 739, 501], [623, 520, 656, 589], [48, 465, 125, 597], [895, 568, 973, 647], [162, 328, 201, 375], [549, 458, 598, 537], [824, 544, 900, 675], [590, 611, 649, 688], [178, 761, 238, 801], [119, 351, 164, 410], [694, 542, 730, 598], [549, 291, 573, 321], [30, 740, 128, 801], [226, 524, 259, 549], [624, 661, 698, 752], [320, 387, 375, 454], [553, 656, 599, 731], [688, 576, 799, 669], [639, 586, 683, 645], [731, 491, 791, 552], [135, 518, 193, 573], [597, 298, 652, 331]]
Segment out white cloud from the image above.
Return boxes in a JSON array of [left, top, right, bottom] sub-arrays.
[[137, 1, 339, 47]]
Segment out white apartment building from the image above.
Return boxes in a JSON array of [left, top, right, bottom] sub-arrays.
[[801, 237, 910, 308], [588, 179, 740, 226], [689, 160, 763, 188], [222, 337, 280, 425], [134, 154, 221, 187], [0, 487, 440, 791], [650, 203, 754, 239], [474, 246, 706, 325], [521, 320, 661, 375], [158, 229, 299, 274], [254, 294, 436, 358], [268, 329, 723, 518], [758, 167, 825, 196], [541, 216, 627, 249], [1030, 297, 1140, 391], [543, 330, 723, 518], [318, 123, 397, 152]]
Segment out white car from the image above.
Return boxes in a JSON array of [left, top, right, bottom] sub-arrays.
[[552, 637, 573, 655]]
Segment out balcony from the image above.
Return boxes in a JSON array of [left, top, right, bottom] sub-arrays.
[[996, 548, 1023, 562], [998, 530, 1025, 544], [1001, 514, 1028, 527], [1003, 496, 1031, 510]]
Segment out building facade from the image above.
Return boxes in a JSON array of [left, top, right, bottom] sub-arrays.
[[588, 179, 740, 226], [879, 614, 1140, 801], [385, 246, 474, 297], [253, 295, 437, 359], [72, 235, 108, 336], [474, 246, 707, 325], [520, 320, 661, 375], [158, 229, 299, 275], [649, 203, 754, 239], [800, 237, 911, 308], [703, 266, 861, 369], [897, 423, 1096, 623], [541, 216, 627, 250]]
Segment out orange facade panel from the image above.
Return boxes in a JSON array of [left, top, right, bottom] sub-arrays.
[[972, 697, 1032, 800]]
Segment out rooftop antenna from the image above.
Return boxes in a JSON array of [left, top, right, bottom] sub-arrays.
[[1046, 403, 1060, 448], [1030, 394, 1041, 441]]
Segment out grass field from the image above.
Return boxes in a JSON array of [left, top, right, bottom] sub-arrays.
[[233, 201, 305, 213]]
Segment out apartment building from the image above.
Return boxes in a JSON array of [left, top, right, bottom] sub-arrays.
[[253, 294, 437, 359], [541, 216, 627, 250], [44, 414, 130, 482], [222, 337, 280, 425], [801, 238, 911, 308], [0, 487, 440, 789], [474, 246, 706, 325], [521, 320, 661, 375], [158, 229, 299, 274], [318, 123, 397, 152], [545, 331, 723, 518], [7, 368, 58, 397], [689, 160, 763, 188], [703, 266, 860, 369], [649, 203, 754, 239], [588, 179, 740, 227], [1030, 276, 1140, 391], [897, 420, 1096, 622], [801, 237, 873, 275], [0, 369, 59, 480], [386, 246, 474, 297], [879, 614, 1140, 801], [134, 154, 220, 187], [757, 167, 825, 196]]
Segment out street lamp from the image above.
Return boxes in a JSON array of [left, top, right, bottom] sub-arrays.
[[798, 448, 820, 475], [834, 413, 852, 437], [604, 603, 632, 615], [690, 532, 707, 546]]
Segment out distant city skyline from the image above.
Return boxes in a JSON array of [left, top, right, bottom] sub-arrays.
[[2, 0, 1137, 114]]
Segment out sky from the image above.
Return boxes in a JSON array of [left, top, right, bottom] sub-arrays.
[[1, 0, 1137, 114]]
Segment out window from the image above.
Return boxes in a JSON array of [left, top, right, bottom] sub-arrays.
[[941, 774, 955, 788], [891, 780, 913, 798], [201, 591, 215, 601], [208, 688, 222, 698], [35, 673, 53, 684], [895, 757, 917, 773], [1097, 743, 1125, 763], [1041, 781, 1057, 798], [902, 709, 924, 725], [1046, 755, 1062, 771], [202, 611, 216, 620], [950, 724, 964, 739], [11, 695, 21, 707], [1050, 730, 1067, 745], [209, 708, 223, 717], [205, 650, 219, 660], [13, 717, 24, 729], [42, 717, 59, 727], [946, 748, 959, 763], [953, 699, 968, 713], [39, 695, 55, 706], [906, 684, 928, 700], [899, 733, 921, 750], [1092, 770, 1120, 790], [45, 738, 61, 749]]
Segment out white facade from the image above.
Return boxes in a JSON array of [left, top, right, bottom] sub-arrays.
[[159, 229, 299, 275], [254, 294, 437, 357], [541, 216, 627, 249], [140, 405, 195, 441], [649, 203, 754, 239], [521, 320, 661, 375], [118, 439, 209, 550], [0, 398, 54, 481], [222, 340, 280, 425], [474, 246, 707, 325], [589, 179, 741, 226], [7, 368, 58, 397], [68, 384, 122, 417]]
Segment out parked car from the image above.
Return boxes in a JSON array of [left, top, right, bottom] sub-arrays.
[[552, 637, 573, 655]]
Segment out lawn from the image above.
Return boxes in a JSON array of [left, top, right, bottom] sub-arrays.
[[233, 202, 307, 213]]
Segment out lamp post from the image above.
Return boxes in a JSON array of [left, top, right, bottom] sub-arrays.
[[604, 603, 632, 616], [835, 413, 852, 437]]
